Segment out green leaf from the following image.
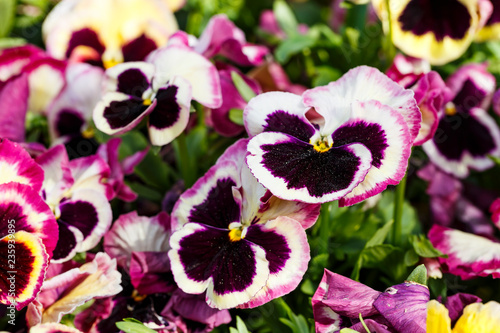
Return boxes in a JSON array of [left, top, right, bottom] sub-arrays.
[[0, 0, 16, 38], [235, 316, 250, 333], [0, 37, 26, 49], [134, 151, 171, 191], [273, 0, 298, 36], [312, 66, 342, 87], [300, 278, 316, 296], [231, 71, 256, 103], [115, 321, 157, 333], [229, 108, 244, 126], [275, 33, 316, 63], [365, 219, 393, 248], [340, 329, 359, 333], [127, 182, 163, 202], [406, 264, 427, 285], [404, 249, 420, 266], [409, 234, 445, 258]]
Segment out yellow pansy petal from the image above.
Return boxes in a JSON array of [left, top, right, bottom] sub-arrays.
[[453, 301, 500, 333], [427, 300, 452, 333]]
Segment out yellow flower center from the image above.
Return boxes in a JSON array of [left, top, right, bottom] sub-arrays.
[[312, 139, 332, 153], [82, 126, 95, 139], [228, 228, 243, 242], [131, 289, 147, 302], [143, 99, 152, 106], [445, 102, 457, 116], [103, 58, 121, 69]]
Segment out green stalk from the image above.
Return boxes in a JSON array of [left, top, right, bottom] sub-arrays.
[[345, 3, 368, 31], [392, 174, 407, 246], [174, 133, 195, 188], [383, 0, 396, 65]]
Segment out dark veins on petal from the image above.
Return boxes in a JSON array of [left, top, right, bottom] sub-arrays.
[[433, 114, 496, 160], [263, 110, 315, 142], [56, 109, 85, 137], [122, 34, 158, 62], [0, 237, 37, 299], [245, 225, 290, 274], [332, 121, 388, 168], [453, 79, 488, 113], [188, 178, 240, 229], [398, 0, 471, 41], [261, 139, 363, 197], [178, 226, 257, 294], [0, 203, 30, 238], [117, 68, 150, 97], [51, 221, 78, 261], [149, 86, 180, 130], [103, 97, 149, 129], [58, 200, 99, 239]]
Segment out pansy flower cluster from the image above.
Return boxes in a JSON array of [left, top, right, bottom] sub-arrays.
[[2, 0, 500, 332]]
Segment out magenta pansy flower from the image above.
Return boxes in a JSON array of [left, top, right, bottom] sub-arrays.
[[244, 66, 420, 205], [169, 139, 319, 309]]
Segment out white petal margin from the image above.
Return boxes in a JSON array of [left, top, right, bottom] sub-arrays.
[[172, 160, 241, 228], [30, 323, 84, 333], [147, 44, 222, 108], [71, 189, 112, 253], [246, 132, 373, 204], [148, 76, 192, 146], [429, 225, 500, 279], [325, 66, 421, 143], [339, 100, 412, 207], [93, 91, 157, 135], [422, 107, 500, 179], [104, 61, 155, 93], [243, 91, 309, 137], [238, 216, 310, 308]]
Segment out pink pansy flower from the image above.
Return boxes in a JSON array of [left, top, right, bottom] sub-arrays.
[[169, 139, 319, 309], [42, 0, 179, 69], [93, 42, 222, 146], [0, 74, 29, 142], [429, 225, 500, 280], [244, 66, 419, 205], [0, 45, 67, 114], [36, 145, 112, 262], [490, 198, 500, 230], [26, 252, 122, 326]]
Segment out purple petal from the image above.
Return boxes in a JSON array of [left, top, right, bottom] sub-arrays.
[[130, 251, 175, 294], [349, 319, 392, 333], [443, 293, 482, 324], [0, 74, 29, 142], [51, 222, 82, 262], [373, 282, 429, 333]]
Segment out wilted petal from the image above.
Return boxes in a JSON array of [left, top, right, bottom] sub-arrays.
[[30, 323, 83, 333], [373, 282, 429, 333], [429, 225, 500, 279]]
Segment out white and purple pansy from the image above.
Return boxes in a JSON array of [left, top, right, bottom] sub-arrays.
[[244, 66, 419, 206], [93, 43, 221, 146], [36, 145, 112, 263], [169, 139, 319, 309], [312, 269, 429, 333], [428, 225, 500, 280], [423, 63, 500, 178]]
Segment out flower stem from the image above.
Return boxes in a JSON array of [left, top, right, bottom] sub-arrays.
[[174, 133, 195, 188], [392, 174, 407, 246], [383, 0, 396, 65]]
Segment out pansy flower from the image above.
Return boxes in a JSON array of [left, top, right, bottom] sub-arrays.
[[169, 139, 320, 309], [30, 323, 84, 333], [0, 45, 67, 114], [428, 225, 500, 279], [42, 0, 179, 68], [244, 66, 419, 205], [0, 74, 29, 143], [36, 145, 112, 262], [476, 0, 500, 41], [387, 54, 452, 145], [312, 269, 429, 332], [372, 0, 493, 65], [422, 63, 500, 178], [93, 43, 221, 146]]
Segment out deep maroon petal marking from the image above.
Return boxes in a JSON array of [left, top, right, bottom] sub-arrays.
[[122, 34, 158, 62], [188, 178, 240, 229], [148, 86, 181, 129], [453, 79, 488, 113], [263, 110, 315, 142], [486, 2, 500, 25], [0, 236, 36, 299], [56, 109, 84, 137], [103, 97, 149, 129], [332, 121, 388, 168], [178, 226, 256, 294], [261, 140, 365, 197], [0, 203, 29, 238], [245, 225, 290, 274], [398, 0, 471, 41], [66, 28, 105, 58], [58, 200, 99, 239], [116, 68, 150, 97], [51, 222, 78, 261]]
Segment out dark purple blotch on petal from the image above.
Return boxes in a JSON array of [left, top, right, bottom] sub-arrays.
[[58, 200, 99, 239], [0, 203, 29, 238], [263, 110, 315, 142], [51, 222, 78, 261], [453, 79, 488, 113], [103, 97, 149, 129], [486, 2, 500, 25], [0, 238, 37, 298], [117, 68, 150, 98], [56, 109, 85, 137], [188, 178, 240, 229], [332, 121, 388, 168], [148, 86, 181, 130], [245, 225, 290, 274], [433, 115, 496, 160], [398, 0, 471, 41], [262, 138, 364, 197], [122, 34, 158, 62], [178, 226, 257, 294], [66, 28, 105, 65]]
